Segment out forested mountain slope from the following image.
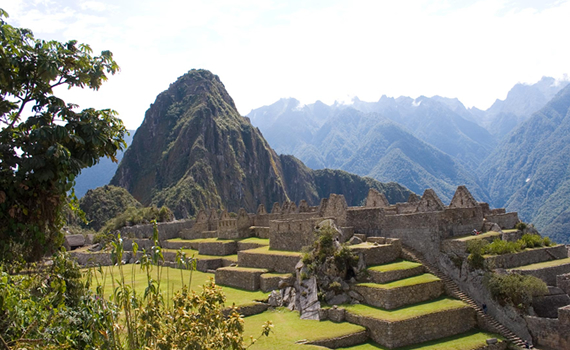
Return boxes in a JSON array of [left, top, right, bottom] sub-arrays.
[[111, 70, 411, 218]]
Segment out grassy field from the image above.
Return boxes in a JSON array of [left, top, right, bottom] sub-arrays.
[[511, 257, 570, 270], [338, 330, 503, 349], [84, 265, 268, 306], [368, 260, 423, 272], [343, 297, 467, 322], [357, 274, 440, 290], [453, 231, 502, 242], [244, 308, 365, 350], [245, 245, 303, 256]]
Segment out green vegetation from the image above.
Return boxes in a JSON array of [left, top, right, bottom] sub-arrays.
[[343, 298, 467, 322], [358, 274, 440, 290], [339, 330, 503, 349], [453, 231, 502, 242], [484, 273, 548, 308], [0, 9, 126, 263], [368, 260, 422, 272], [467, 234, 555, 269], [244, 308, 365, 350], [247, 245, 303, 257], [511, 257, 570, 270], [78, 185, 142, 231]]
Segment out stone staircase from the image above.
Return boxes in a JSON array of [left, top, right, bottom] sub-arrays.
[[402, 245, 534, 349]]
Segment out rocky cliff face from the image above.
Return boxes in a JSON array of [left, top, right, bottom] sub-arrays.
[[112, 70, 411, 218]]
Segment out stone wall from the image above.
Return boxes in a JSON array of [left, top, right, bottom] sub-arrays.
[[525, 316, 562, 350], [514, 261, 570, 286], [485, 212, 519, 229], [269, 218, 320, 251], [215, 267, 268, 291], [352, 279, 443, 309], [557, 273, 570, 294], [237, 249, 301, 273], [349, 240, 401, 266], [118, 219, 194, 240], [198, 241, 238, 256], [345, 306, 476, 348], [485, 245, 568, 269], [347, 208, 383, 236]]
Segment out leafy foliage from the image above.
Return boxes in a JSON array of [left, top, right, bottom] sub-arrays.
[[99, 205, 174, 234], [79, 185, 143, 231], [0, 10, 127, 262], [484, 273, 548, 308]]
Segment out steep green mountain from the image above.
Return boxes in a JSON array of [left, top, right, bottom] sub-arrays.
[[480, 77, 569, 137], [479, 83, 570, 242], [111, 70, 411, 218], [74, 132, 135, 198]]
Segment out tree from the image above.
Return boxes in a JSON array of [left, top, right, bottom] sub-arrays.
[[0, 9, 127, 263]]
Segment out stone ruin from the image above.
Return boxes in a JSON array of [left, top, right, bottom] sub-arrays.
[[70, 185, 570, 349]]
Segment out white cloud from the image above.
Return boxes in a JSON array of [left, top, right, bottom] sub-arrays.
[[6, 0, 570, 128]]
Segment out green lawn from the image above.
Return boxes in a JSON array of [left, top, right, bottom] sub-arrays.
[[368, 260, 423, 272], [244, 246, 303, 257], [453, 231, 502, 242], [166, 237, 218, 243], [163, 247, 228, 260], [343, 297, 467, 322], [510, 257, 570, 270], [244, 308, 365, 350], [339, 330, 503, 350], [239, 237, 270, 245], [357, 274, 440, 290], [84, 266, 268, 306]]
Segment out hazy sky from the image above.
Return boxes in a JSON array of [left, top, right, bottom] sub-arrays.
[[4, 0, 570, 129]]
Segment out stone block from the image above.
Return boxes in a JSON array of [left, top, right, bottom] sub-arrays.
[[353, 277, 443, 310], [251, 226, 270, 239], [345, 305, 476, 348], [557, 273, 570, 295], [215, 266, 268, 291], [65, 234, 85, 248], [368, 265, 425, 284], [559, 305, 570, 326], [238, 247, 302, 273], [260, 273, 295, 292], [328, 306, 346, 322], [198, 240, 237, 256], [367, 237, 386, 244], [349, 242, 400, 266], [532, 294, 570, 318]]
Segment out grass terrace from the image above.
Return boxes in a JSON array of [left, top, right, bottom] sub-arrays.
[[84, 266, 269, 306], [453, 231, 502, 242], [338, 330, 504, 349], [358, 274, 440, 289], [368, 260, 423, 272], [510, 257, 570, 270], [344, 297, 468, 322], [244, 308, 366, 350], [162, 247, 228, 260], [244, 245, 303, 256]]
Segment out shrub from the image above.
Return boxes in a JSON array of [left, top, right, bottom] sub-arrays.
[[99, 205, 174, 233], [484, 273, 548, 308], [486, 239, 524, 255], [467, 239, 489, 269], [515, 222, 527, 231]]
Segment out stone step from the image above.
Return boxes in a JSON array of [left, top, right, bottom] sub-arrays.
[[198, 240, 238, 256], [353, 274, 444, 310], [259, 273, 295, 292], [349, 240, 401, 266], [343, 298, 476, 348], [366, 260, 425, 284], [508, 257, 570, 286], [215, 266, 269, 291], [237, 246, 302, 273]]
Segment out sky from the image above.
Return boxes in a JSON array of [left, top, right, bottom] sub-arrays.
[[3, 0, 570, 129]]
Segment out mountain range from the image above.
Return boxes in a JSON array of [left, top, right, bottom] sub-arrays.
[[76, 71, 570, 243], [247, 77, 570, 242]]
